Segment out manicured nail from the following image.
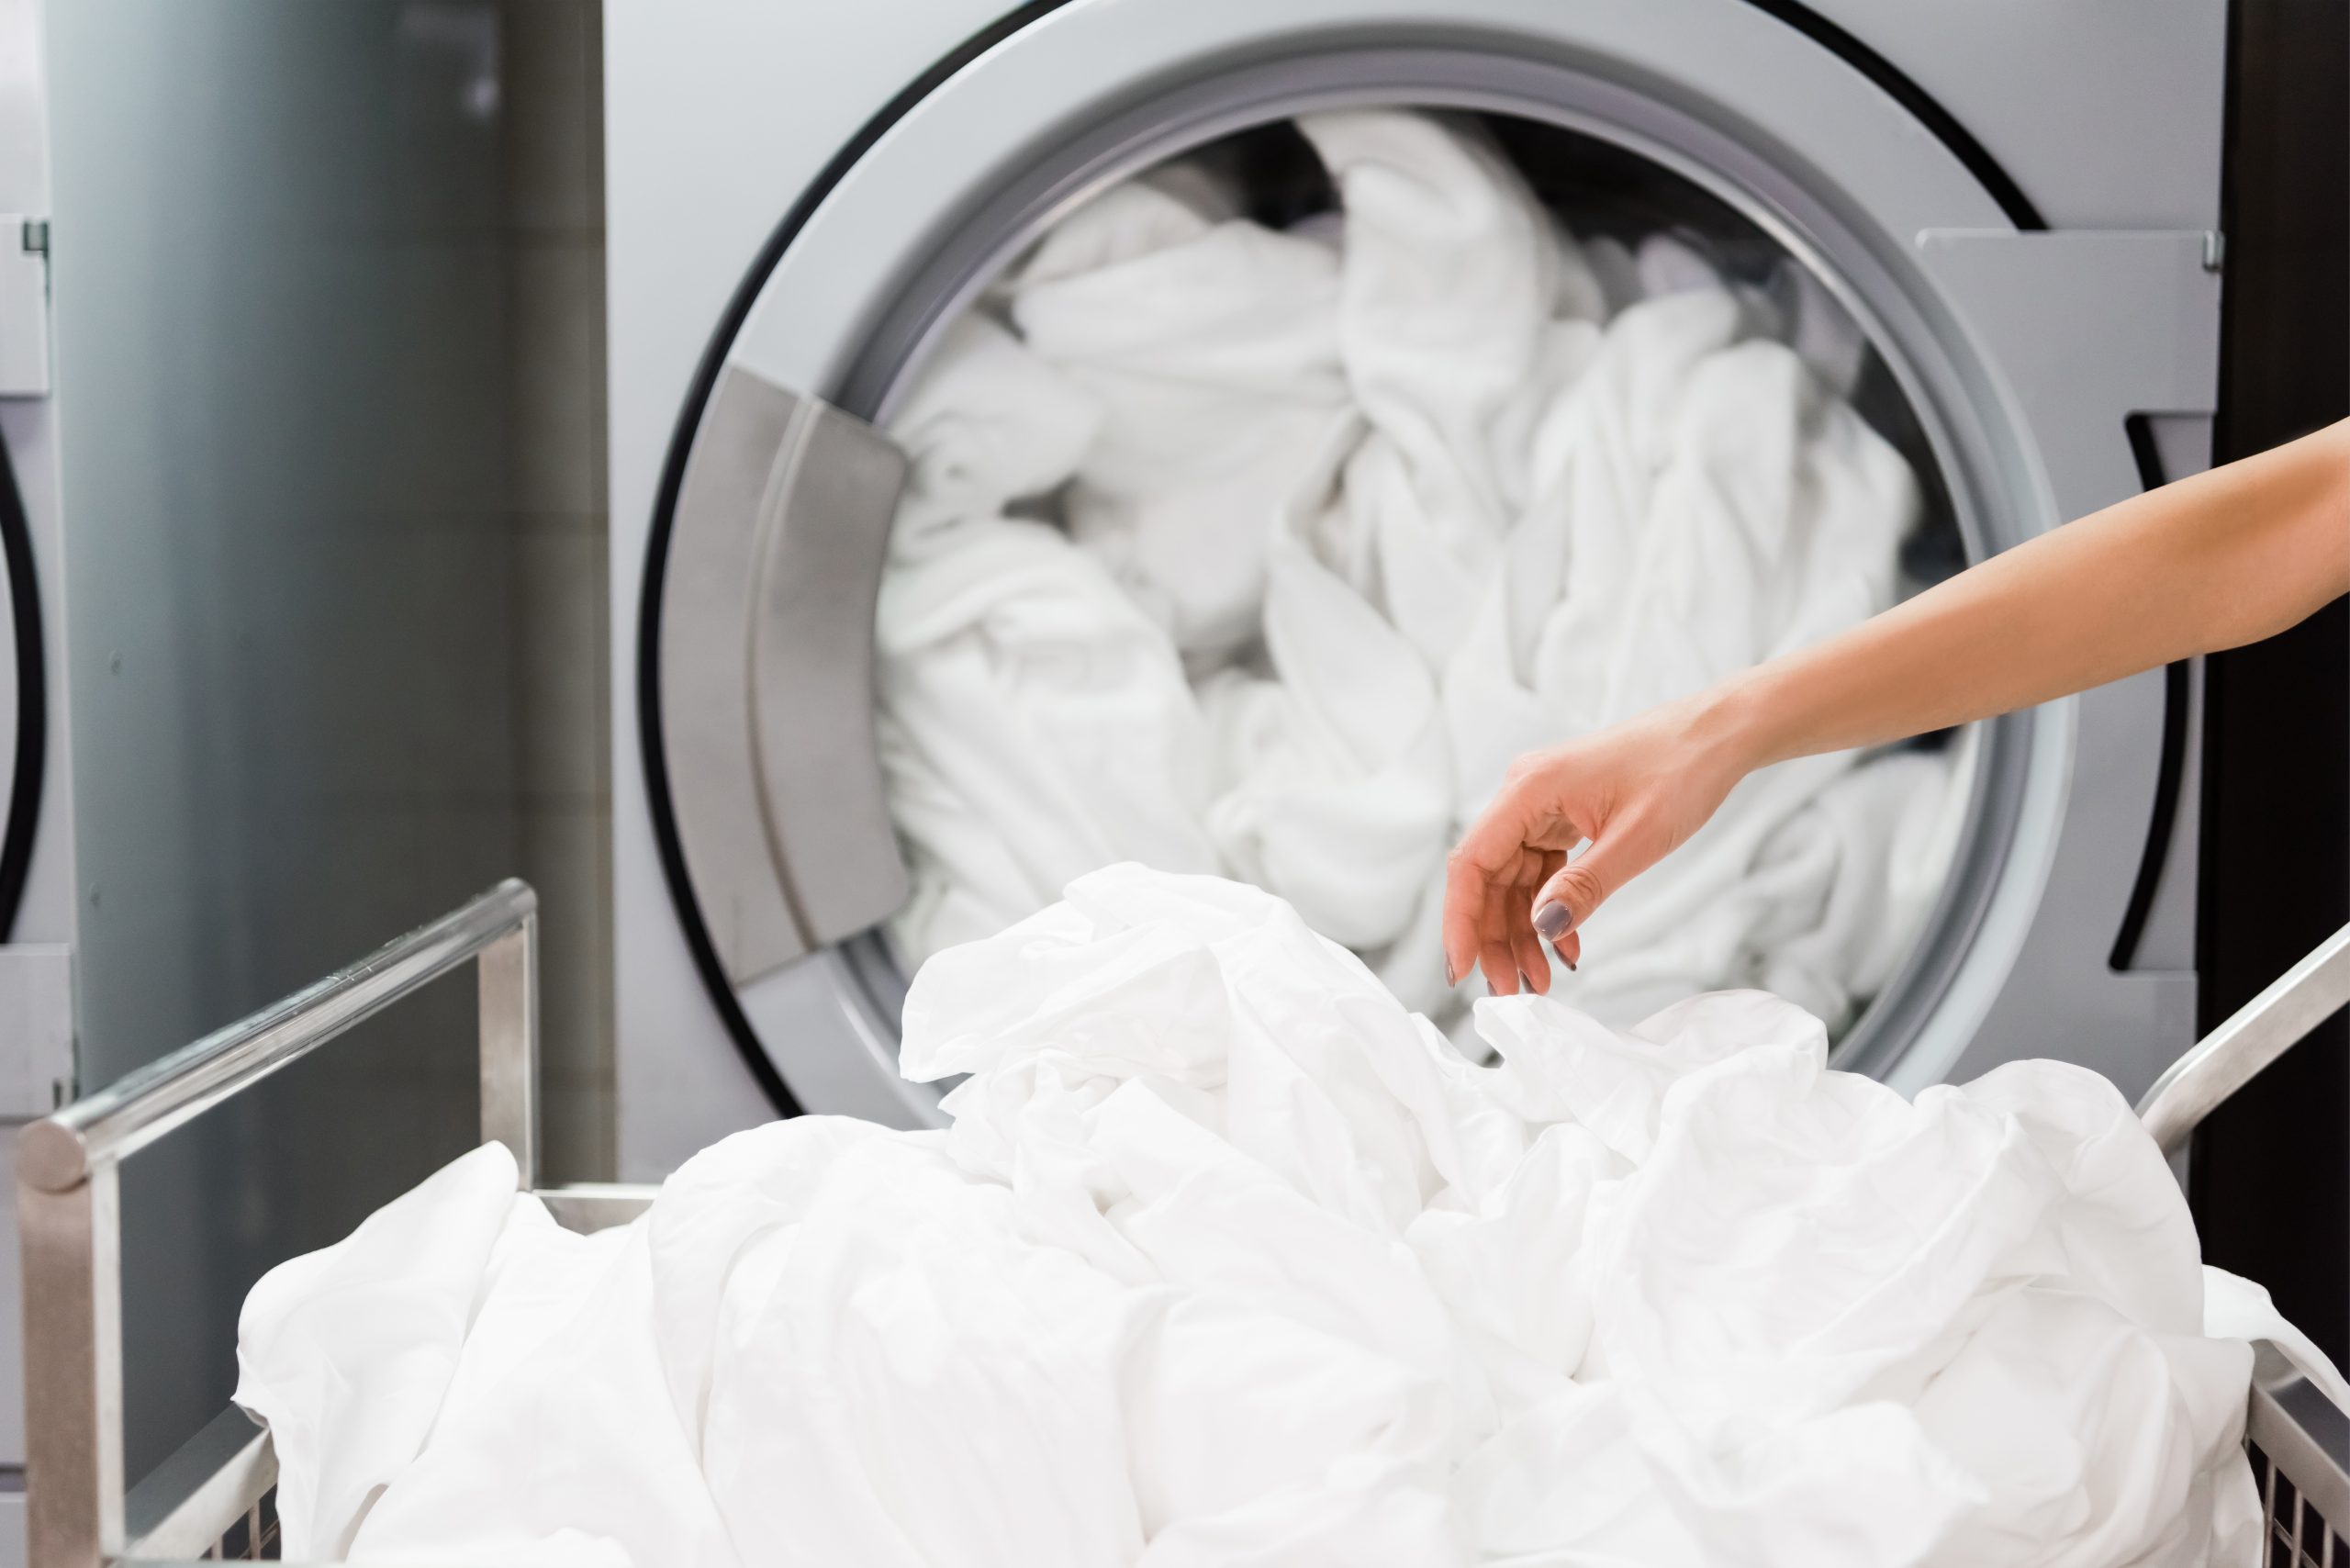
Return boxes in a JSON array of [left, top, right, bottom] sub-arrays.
[[1444, 956, 1457, 986], [1533, 902, 1572, 941]]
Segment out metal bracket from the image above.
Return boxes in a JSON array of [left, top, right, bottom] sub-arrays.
[[0, 217, 50, 398], [1916, 229, 2221, 521]]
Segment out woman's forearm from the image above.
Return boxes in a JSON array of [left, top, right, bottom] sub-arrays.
[[1445, 419, 2349, 989], [1706, 419, 2350, 772]]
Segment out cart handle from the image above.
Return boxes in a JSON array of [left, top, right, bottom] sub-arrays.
[[2137, 921, 2350, 1153], [17, 879, 539, 1568], [20, 879, 538, 1193]]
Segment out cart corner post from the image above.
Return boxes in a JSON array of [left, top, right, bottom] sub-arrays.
[[477, 880, 541, 1191], [18, 1121, 122, 1568]]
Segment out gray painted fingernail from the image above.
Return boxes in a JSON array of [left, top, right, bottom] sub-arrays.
[[1444, 956, 1457, 986], [1533, 902, 1572, 941]]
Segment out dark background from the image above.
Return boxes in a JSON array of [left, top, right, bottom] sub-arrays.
[[2192, 0, 2350, 1366]]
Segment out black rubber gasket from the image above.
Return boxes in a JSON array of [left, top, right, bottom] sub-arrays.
[[638, 0, 2048, 1115], [1738, 0, 2045, 230], [0, 427, 47, 944], [2107, 659, 2194, 971], [2109, 415, 2189, 972]]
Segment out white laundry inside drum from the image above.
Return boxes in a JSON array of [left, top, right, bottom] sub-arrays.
[[872, 107, 1971, 1040]]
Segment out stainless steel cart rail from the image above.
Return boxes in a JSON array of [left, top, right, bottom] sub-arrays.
[[15, 886, 2350, 1565], [17, 880, 659, 1568]]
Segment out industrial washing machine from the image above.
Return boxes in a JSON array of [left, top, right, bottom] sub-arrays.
[[607, 0, 2233, 1176]]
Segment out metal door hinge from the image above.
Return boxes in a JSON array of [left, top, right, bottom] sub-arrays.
[[0, 215, 51, 398]]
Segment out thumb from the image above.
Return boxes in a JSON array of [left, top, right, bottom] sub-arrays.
[[1529, 828, 1651, 946]]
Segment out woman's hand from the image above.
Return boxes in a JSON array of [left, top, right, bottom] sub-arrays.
[[1440, 693, 1754, 995]]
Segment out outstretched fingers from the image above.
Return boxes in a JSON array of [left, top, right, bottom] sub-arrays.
[[1473, 846, 1536, 995], [1443, 811, 1523, 993], [1445, 789, 1578, 996], [1443, 715, 1734, 990], [1474, 845, 1549, 995]]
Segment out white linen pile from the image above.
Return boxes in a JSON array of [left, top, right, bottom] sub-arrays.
[[874, 108, 1959, 1035], [241, 865, 2336, 1568]]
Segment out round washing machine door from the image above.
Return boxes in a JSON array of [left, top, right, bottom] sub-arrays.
[[642, 0, 2169, 1125]]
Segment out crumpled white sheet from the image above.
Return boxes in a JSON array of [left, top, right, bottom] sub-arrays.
[[241, 865, 2333, 1568], [876, 313, 1225, 958], [873, 108, 1955, 1034]]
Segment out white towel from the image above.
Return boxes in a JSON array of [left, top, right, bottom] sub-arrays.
[[876, 316, 1223, 955], [1011, 174, 1358, 662]]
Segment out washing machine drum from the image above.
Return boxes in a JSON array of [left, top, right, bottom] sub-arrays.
[[643, 0, 2141, 1124]]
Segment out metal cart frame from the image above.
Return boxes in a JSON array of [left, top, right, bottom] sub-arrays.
[[18, 881, 659, 1567], [15, 883, 2350, 1565]]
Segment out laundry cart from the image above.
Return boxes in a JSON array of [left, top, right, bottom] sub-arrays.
[[16, 881, 2350, 1566]]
